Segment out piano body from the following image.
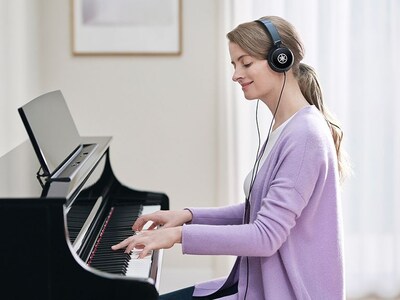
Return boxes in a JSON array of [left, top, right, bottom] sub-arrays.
[[0, 91, 169, 299]]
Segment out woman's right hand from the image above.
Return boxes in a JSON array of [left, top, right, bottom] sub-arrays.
[[132, 209, 193, 232]]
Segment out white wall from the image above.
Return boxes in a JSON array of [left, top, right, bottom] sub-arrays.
[[1, 0, 229, 294]]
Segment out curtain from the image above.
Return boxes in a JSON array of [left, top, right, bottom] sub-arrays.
[[228, 0, 400, 298], [0, 0, 40, 156]]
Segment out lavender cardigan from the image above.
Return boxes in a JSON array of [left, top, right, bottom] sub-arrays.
[[182, 106, 345, 299]]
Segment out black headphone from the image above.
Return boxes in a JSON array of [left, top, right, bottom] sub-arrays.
[[255, 19, 294, 73]]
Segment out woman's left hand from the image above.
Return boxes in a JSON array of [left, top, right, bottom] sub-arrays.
[[111, 227, 182, 259]]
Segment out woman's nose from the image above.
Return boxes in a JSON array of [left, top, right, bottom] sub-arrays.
[[232, 69, 242, 82]]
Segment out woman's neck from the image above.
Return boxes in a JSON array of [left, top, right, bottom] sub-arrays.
[[262, 74, 309, 130]]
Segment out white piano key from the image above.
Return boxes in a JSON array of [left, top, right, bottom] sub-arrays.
[[141, 205, 161, 230], [124, 205, 160, 278], [125, 249, 153, 278], [141, 205, 161, 215]]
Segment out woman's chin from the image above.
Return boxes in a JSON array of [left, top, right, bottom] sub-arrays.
[[243, 94, 257, 101]]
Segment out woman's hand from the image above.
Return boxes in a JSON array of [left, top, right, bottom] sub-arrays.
[[132, 209, 193, 232], [111, 227, 182, 259]]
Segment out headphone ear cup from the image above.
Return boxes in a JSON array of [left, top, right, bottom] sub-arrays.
[[268, 46, 294, 73]]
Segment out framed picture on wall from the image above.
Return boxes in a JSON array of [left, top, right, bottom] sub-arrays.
[[71, 0, 182, 55]]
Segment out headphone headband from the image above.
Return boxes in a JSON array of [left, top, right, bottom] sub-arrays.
[[255, 19, 281, 47]]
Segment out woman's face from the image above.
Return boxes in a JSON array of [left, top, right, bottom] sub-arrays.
[[229, 42, 279, 101]]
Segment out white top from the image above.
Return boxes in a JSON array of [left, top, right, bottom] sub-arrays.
[[243, 115, 294, 198]]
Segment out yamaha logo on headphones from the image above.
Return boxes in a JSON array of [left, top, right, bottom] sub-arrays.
[[277, 53, 288, 65]]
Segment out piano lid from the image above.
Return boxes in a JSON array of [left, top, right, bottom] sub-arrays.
[[0, 140, 43, 199], [0, 136, 112, 201]]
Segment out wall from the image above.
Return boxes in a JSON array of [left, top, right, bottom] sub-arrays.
[[36, 0, 222, 294], [0, 0, 42, 156], [0, 0, 227, 294]]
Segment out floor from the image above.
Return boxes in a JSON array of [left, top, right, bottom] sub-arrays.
[[348, 297, 400, 300]]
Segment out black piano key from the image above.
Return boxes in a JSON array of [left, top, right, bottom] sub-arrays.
[[90, 259, 129, 266], [66, 199, 99, 243]]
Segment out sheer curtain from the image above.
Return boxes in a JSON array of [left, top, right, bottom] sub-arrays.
[[226, 0, 400, 298], [0, 0, 40, 156]]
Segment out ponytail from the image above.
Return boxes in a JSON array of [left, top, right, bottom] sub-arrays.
[[298, 63, 349, 182]]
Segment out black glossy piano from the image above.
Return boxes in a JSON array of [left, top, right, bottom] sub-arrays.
[[0, 91, 169, 299]]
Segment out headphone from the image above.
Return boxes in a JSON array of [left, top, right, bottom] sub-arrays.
[[255, 19, 294, 73]]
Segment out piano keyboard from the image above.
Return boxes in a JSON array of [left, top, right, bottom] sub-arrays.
[[67, 202, 160, 278]]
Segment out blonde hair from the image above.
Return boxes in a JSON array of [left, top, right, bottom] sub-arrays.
[[227, 16, 349, 182]]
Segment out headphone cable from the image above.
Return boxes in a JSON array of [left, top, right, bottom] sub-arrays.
[[243, 71, 287, 300], [245, 71, 287, 223]]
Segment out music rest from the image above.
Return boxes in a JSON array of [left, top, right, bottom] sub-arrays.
[[18, 90, 98, 183]]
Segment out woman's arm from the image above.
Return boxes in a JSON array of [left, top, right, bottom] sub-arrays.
[[187, 202, 245, 225], [182, 182, 307, 257]]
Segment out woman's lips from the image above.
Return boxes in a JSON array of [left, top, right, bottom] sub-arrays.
[[241, 81, 253, 90]]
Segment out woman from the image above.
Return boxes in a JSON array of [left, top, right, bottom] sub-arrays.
[[112, 16, 347, 299]]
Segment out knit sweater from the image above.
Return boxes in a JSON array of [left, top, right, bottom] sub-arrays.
[[182, 106, 345, 300]]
